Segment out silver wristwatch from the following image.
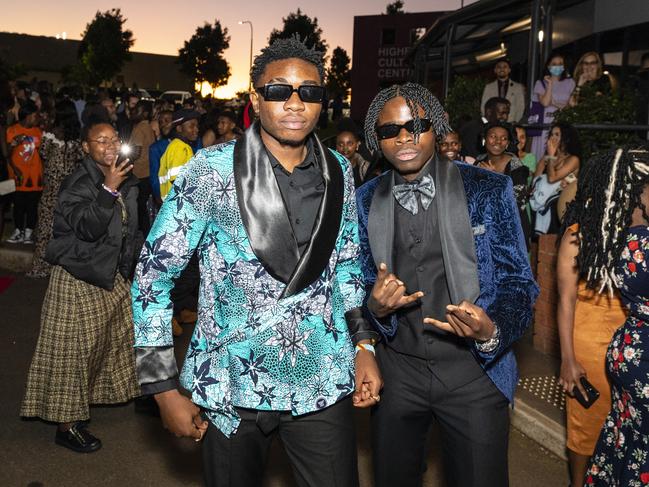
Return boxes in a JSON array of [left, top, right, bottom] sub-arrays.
[[475, 324, 500, 353]]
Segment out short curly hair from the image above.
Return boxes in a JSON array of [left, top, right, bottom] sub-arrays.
[[251, 36, 325, 87]]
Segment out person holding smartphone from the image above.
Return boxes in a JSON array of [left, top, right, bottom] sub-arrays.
[[558, 146, 649, 486], [557, 206, 627, 487], [21, 118, 140, 453]]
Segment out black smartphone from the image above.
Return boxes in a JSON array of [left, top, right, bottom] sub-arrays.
[[116, 145, 142, 165], [572, 377, 600, 409]]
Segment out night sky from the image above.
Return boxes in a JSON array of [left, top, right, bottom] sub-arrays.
[[0, 0, 474, 96]]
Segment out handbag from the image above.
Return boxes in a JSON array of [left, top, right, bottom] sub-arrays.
[[527, 80, 546, 137]]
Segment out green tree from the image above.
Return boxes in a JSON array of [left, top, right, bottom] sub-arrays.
[[386, 1, 405, 14], [77, 8, 134, 86], [268, 9, 328, 55], [326, 47, 351, 97], [0, 56, 27, 82], [444, 75, 487, 129], [178, 20, 231, 87], [555, 85, 639, 161]]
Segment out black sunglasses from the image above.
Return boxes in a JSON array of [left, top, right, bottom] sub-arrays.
[[375, 119, 433, 140], [254, 84, 326, 103]]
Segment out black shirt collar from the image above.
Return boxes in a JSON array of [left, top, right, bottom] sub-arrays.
[[267, 138, 316, 174]]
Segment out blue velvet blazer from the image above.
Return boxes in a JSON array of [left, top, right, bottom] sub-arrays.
[[356, 158, 539, 402]]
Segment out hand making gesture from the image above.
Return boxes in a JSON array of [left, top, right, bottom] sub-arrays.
[[367, 263, 424, 318]]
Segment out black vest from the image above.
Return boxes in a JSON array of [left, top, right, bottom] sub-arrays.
[[389, 170, 485, 391]]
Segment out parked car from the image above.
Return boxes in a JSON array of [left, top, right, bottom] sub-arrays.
[[160, 91, 193, 106], [136, 89, 155, 101]]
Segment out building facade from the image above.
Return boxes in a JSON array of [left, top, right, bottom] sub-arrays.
[[0, 32, 192, 91], [350, 11, 446, 122]]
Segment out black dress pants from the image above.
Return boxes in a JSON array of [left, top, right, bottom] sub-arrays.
[[137, 178, 152, 237], [372, 345, 510, 487], [13, 191, 41, 230], [170, 253, 199, 315], [202, 397, 359, 487]]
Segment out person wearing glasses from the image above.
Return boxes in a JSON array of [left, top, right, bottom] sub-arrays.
[[21, 118, 140, 453], [356, 83, 538, 487], [569, 52, 612, 107], [132, 37, 380, 487]]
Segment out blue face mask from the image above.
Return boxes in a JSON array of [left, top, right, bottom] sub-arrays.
[[549, 65, 564, 77]]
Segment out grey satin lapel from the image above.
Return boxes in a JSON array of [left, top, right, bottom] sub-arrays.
[[435, 159, 480, 304], [367, 172, 395, 272]]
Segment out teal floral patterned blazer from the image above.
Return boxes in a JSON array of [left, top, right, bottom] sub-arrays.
[[132, 123, 366, 437]]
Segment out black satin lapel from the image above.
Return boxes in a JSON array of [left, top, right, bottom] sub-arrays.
[[435, 158, 481, 304], [367, 172, 395, 272], [234, 122, 299, 284], [282, 136, 343, 297]]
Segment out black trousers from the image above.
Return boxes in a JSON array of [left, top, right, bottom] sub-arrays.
[[137, 178, 152, 237], [170, 253, 199, 315], [13, 191, 41, 230], [202, 397, 359, 487], [372, 345, 510, 487]]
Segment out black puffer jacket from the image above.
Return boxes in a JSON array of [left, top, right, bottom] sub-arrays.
[[45, 156, 139, 290]]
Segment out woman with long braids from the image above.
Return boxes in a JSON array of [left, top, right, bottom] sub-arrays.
[[560, 146, 649, 486], [556, 158, 627, 487]]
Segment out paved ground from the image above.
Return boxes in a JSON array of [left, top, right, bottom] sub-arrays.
[[0, 270, 569, 486]]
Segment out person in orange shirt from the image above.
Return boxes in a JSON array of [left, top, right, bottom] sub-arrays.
[[6, 100, 43, 244]]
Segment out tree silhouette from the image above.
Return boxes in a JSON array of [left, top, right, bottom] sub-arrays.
[[178, 20, 231, 87], [77, 9, 134, 86], [326, 47, 351, 97], [386, 1, 405, 14], [268, 9, 328, 55]]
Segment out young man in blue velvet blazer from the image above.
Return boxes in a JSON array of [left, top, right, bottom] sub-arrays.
[[355, 83, 539, 487]]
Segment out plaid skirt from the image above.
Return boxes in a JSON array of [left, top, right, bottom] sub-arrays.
[[21, 265, 140, 423]]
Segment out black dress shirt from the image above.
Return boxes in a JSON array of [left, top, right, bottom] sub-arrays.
[[390, 162, 485, 390], [267, 140, 325, 257]]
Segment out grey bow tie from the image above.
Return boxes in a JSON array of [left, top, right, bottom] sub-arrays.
[[392, 174, 435, 215]]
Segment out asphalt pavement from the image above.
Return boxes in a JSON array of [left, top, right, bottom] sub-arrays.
[[0, 269, 569, 486]]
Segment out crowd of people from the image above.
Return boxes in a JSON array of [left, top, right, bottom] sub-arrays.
[[1, 37, 647, 487]]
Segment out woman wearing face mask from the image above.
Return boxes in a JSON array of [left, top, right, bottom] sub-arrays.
[[569, 52, 612, 107], [530, 53, 576, 161]]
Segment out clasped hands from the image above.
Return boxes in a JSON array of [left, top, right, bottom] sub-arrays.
[[154, 389, 208, 441], [368, 263, 495, 342]]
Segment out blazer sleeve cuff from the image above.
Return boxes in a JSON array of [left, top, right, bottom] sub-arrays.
[[345, 308, 380, 345], [135, 346, 179, 391]]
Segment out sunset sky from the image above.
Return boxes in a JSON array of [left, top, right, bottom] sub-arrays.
[[0, 0, 474, 97]]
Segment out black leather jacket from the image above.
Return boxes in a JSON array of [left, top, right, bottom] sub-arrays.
[[45, 156, 139, 290]]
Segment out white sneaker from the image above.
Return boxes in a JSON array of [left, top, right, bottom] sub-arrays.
[[6, 229, 24, 244], [23, 228, 34, 244]]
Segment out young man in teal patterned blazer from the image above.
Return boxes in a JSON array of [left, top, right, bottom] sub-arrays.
[[132, 38, 380, 487]]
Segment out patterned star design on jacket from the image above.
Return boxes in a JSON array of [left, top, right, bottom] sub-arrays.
[[173, 214, 194, 235], [135, 285, 163, 311], [139, 234, 174, 275], [192, 359, 220, 402], [238, 350, 269, 386], [254, 384, 277, 407], [169, 178, 197, 211], [264, 318, 315, 367]]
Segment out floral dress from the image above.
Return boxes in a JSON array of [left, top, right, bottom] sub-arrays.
[[27, 133, 82, 278], [586, 226, 649, 486]]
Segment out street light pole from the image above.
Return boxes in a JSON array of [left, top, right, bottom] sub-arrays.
[[239, 20, 253, 92]]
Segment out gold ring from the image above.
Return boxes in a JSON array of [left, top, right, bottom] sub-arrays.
[[370, 394, 381, 402]]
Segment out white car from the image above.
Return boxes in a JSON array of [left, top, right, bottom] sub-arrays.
[[161, 90, 193, 106]]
